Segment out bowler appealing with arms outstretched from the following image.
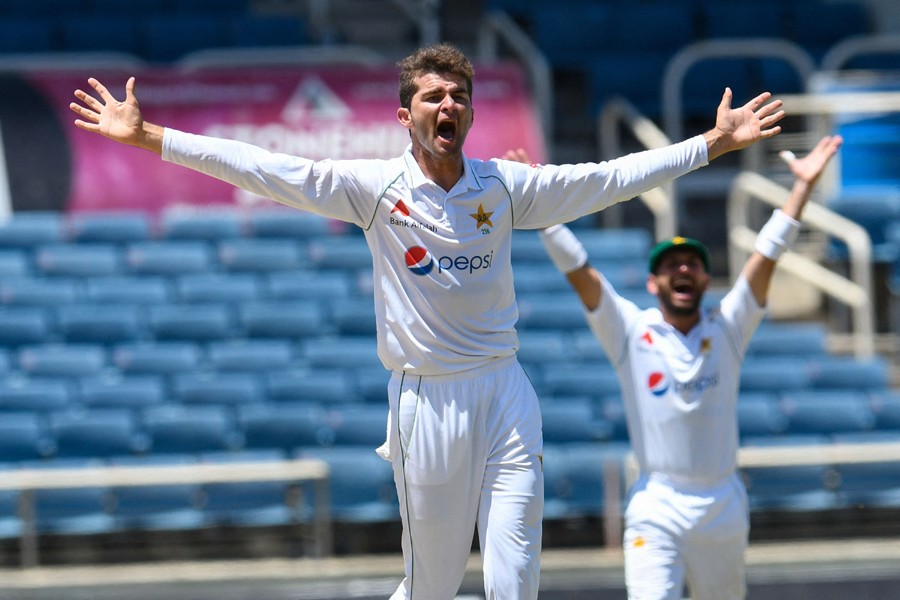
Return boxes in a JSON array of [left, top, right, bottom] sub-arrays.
[[70, 42, 783, 600]]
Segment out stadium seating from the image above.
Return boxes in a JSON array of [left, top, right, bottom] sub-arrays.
[[49, 408, 149, 459], [108, 454, 206, 532], [55, 304, 144, 344], [170, 371, 265, 407], [296, 446, 398, 523], [199, 449, 304, 527], [265, 368, 360, 406], [237, 401, 335, 452], [0, 307, 52, 347], [141, 404, 243, 455], [0, 412, 54, 462], [20, 458, 116, 535]]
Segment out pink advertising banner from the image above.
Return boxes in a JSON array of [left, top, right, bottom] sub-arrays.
[[14, 62, 546, 214]]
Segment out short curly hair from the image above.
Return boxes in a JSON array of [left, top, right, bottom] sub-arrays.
[[398, 43, 474, 109]]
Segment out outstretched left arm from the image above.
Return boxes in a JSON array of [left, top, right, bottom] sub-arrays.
[[742, 135, 843, 305]]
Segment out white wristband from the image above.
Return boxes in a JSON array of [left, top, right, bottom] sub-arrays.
[[539, 224, 588, 274], [754, 209, 800, 261]]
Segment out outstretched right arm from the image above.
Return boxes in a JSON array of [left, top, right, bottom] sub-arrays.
[[539, 225, 604, 312], [70, 77, 164, 154]]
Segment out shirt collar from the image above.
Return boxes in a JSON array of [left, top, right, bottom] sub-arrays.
[[402, 145, 483, 195]]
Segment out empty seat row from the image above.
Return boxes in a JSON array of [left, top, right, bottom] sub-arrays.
[[0, 444, 398, 539], [0, 401, 393, 464]]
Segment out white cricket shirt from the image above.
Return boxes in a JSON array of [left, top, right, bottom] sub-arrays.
[[587, 275, 765, 483], [163, 129, 708, 375]]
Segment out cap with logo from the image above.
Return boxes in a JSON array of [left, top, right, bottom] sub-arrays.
[[647, 236, 711, 273]]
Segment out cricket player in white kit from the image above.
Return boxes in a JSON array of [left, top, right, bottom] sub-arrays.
[[537, 135, 842, 600], [70, 43, 785, 600]]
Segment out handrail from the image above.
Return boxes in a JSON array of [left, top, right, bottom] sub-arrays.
[[821, 34, 900, 72], [662, 38, 817, 143], [477, 10, 554, 156], [597, 96, 676, 240], [727, 170, 875, 359], [0, 458, 332, 569]]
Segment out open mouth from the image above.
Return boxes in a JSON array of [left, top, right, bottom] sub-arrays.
[[437, 120, 456, 142]]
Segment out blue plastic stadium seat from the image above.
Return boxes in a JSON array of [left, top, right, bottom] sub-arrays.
[[740, 435, 839, 511], [0, 307, 52, 347], [265, 368, 360, 405], [78, 374, 167, 410], [19, 457, 116, 535], [238, 300, 330, 339], [55, 304, 144, 344], [512, 264, 572, 295], [827, 190, 900, 263], [543, 442, 616, 520], [238, 401, 334, 452], [516, 330, 574, 369], [599, 396, 629, 442], [85, 276, 173, 305], [0, 375, 73, 412], [331, 298, 377, 336], [33, 244, 123, 277], [49, 408, 148, 459], [0, 249, 30, 278], [531, 3, 615, 71], [779, 390, 876, 435], [541, 397, 613, 444], [170, 371, 265, 407], [248, 209, 340, 239], [126, 241, 215, 275], [0, 277, 80, 306], [232, 14, 309, 48], [147, 303, 235, 341], [869, 391, 900, 432], [0, 213, 63, 249], [0, 18, 56, 53], [206, 339, 295, 372], [737, 392, 788, 439], [747, 322, 828, 357], [16, 344, 107, 378], [0, 412, 54, 461], [217, 238, 308, 272], [108, 454, 206, 532], [569, 330, 611, 365], [701, 1, 788, 38], [174, 273, 263, 304], [0, 464, 22, 539], [199, 449, 305, 527], [830, 431, 900, 508], [112, 341, 203, 375], [160, 211, 244, 241], [65, 212, 151, 244], [306, 237, 373, 271], [353, 367, 390, 404], [141, 14, 233, 62], [739, 357, 813, 393], [327, 405, 390, 447], [517, 293, 589, 331], [805, 355, 890, 391], [296, 446, 398, 523], [301, 337, 382, 371], [539, 364, 620, 399], [142, 404, 243, 455], [266, 270, 353, 301]]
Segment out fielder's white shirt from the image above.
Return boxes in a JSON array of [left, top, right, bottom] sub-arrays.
[[587, 275, 765, 484], [163, 129, 708, 375]]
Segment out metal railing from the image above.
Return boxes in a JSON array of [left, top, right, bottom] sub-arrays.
[[597, 96, 676, 240], [727, 170, 876, 359], [0, 458, 332, 569]]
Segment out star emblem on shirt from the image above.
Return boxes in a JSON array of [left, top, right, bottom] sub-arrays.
[[701, 338, 711, 353], [470, 204, 494, 229]]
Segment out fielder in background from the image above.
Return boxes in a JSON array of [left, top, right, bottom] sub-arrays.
[[532, 134, 842, 600], [70, 42, 785, 600]]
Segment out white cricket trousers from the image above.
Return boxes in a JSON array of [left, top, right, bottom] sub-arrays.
[[623, 472, 749, 600], [385, 355, 544, 600]]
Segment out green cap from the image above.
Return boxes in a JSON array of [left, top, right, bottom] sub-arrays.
[[648, 236, 711, 273]]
